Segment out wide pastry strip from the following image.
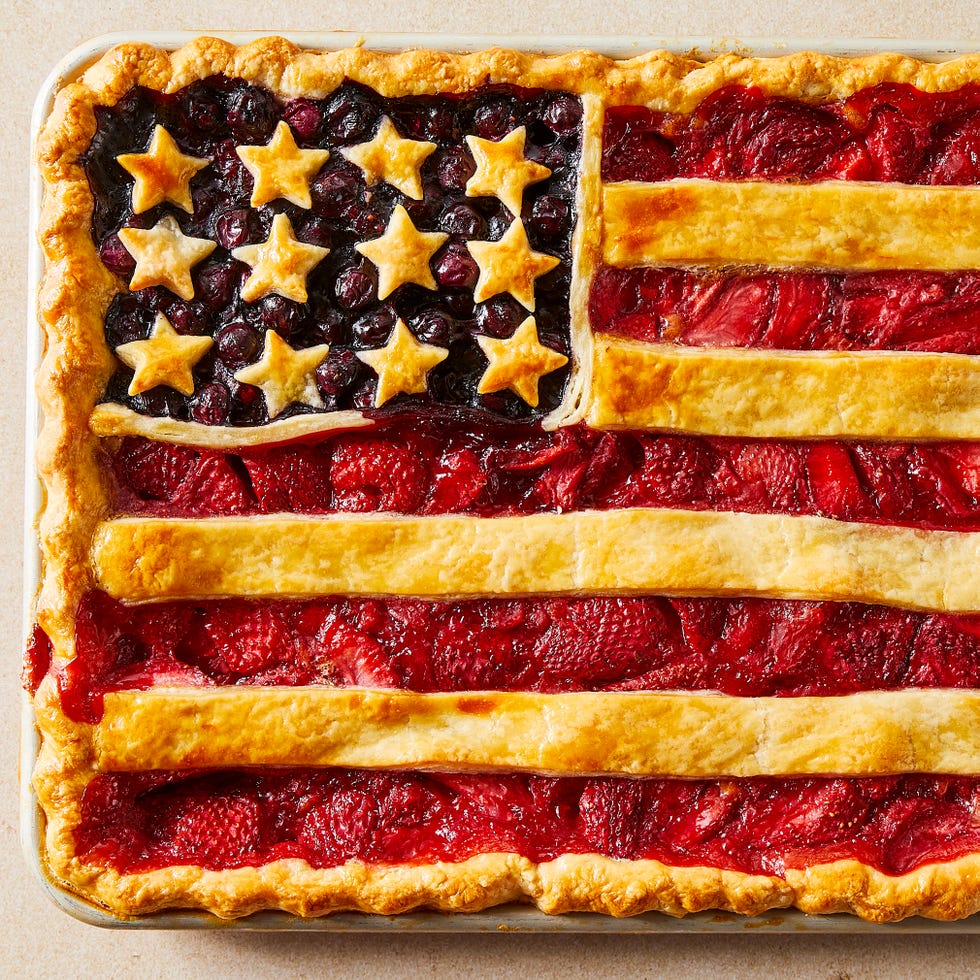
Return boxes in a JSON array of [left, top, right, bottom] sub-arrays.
[[91, 510, 980, 612], [95, 687, 980, 776], [588, 336, 980, 439], [603, 180, 980, 272]]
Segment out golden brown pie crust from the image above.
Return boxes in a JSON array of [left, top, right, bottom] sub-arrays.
[[31, 36, 980, 922]]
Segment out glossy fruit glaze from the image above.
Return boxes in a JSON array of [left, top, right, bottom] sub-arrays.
[[109, 412, 980, 530], [602, 83, 980, 184], [590, 268, 980, 353], [87, 80, 579, 423], [57, 590, 980, 724], [76, 768, 980, 878]]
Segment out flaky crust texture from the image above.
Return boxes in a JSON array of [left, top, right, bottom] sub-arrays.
[[31, 36, 980, 923]]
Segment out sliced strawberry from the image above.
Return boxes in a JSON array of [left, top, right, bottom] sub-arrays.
[[112, 438, 201, 502], [424, 448, 488, 513], [728, 443, 804, 511], [631, 435, 717, 506], [199, 605, 291, 675], [170, 794, 262, 868], [169, 455, 254, 516], [804, 444, 865, 518], [299, 789, 378, 865], [242, 445, 331, 513], [578, 780, 645, 859], [314, 619, 399, 687], [331, 438, 428, 512]]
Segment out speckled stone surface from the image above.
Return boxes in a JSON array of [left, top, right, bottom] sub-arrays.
[[5, 3, 979, 975]]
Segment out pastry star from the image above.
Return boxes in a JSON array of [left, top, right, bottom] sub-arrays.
[[118, 215, 216, 300], [116, 125, 210, 214], [341, 116, 436, 201], [115, 312, 214, 396], [355, 205, 448, 300], [236, 121, 331, 209], [476, 316, 568, 408], [234, 329, 330, 419], [232, 213, 329, 303], [356, 319, 448, 407], [465, 126, 552, 217], [467, 219, 560, 311]]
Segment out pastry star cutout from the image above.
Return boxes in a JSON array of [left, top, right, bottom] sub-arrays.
[[476, 316, 568, 407], [341, 116, 436, 200], [356, 319, 448, 407], [118, 215, 216, 300], [467, 219, 560, 311], [236, 121, 331, 209], [115, 312, 214, 396], [465, 126, 552, 217], [234, 329, 330, 419], [116, 125, 210, 214], [232, 213, 329, 303], [355, 205, 448, 300]]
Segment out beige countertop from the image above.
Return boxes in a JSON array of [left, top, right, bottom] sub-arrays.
[[4, 3, 979, 976]]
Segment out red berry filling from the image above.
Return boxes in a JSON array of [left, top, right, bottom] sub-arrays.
[[88, 80, 579, 423], [109, 415, 980, 531], [602, 83, 980, 184], [59, 590, 980, 722], [23, 624, 53, 696], [75, 769, 980, 878], [590, 268, 980, 353]]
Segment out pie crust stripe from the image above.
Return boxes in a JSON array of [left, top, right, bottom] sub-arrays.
[[587, 336, 980, 439], [94, 687, 980, 775], [602, 180, 980, 272], [90, 510, 980, 612]]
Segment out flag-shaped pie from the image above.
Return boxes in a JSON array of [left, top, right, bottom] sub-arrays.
[[27, 37, 980, 921]]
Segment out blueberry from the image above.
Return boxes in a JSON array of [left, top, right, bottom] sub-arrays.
[[284, 99, 324, 140], [190, 381, 230, 424], [411, 310, 458, 346], [299, 215, 333, 249], [216, 321, 262, 367], [311, 169, 360, 217], [433, 243, 479, 289], [315, 349, 359, 396], [352, 306, 396, 347], [215, 208, 255, 249], [104, 295, 152, 347], [164, 299, 210, 335], [473, 99, 516, 140], [99, 233, 136, 278], [543, 95, 582, 135], [530, 195, 569, 239], [227, 85, 278, 142], [181, 92, 223, 134], [440, 202, 486, 238], [323, 89, 376, 142], [258, 294, 303, 337], [423, 106, 456, 142], [195, 262, 238, 311], [435, 147, 476, 191], [476, 296, 522, 338], [334, 263, 377, 310]]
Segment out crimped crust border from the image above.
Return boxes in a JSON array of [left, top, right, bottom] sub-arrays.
[[31, 680, 980, 922]]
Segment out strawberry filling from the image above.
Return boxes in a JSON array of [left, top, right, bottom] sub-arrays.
[[52, 592, 980, 723], [75, 769, 980, 878], [590, 268, 980, 353], [602, 83, 980, 184], [109, 415, 980, 530]]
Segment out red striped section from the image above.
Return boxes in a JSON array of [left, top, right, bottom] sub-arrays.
[[58, 591, 980, 722], [602, 84, 980, 184], [76, 768, 980, 878], [590, 268, 980, 353], [109, 418, 980, 530]]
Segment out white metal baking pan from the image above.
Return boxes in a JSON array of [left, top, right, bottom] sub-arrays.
[[23, 30, 980, 931]]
